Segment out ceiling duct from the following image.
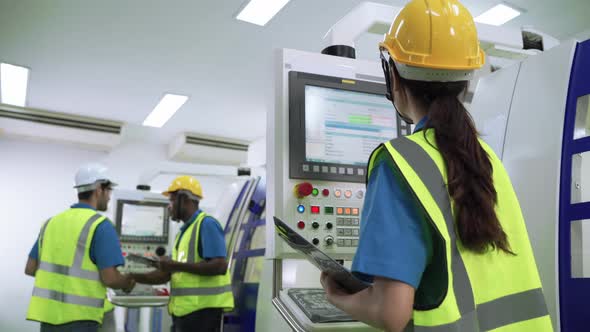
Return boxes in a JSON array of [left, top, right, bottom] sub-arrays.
[[168, 133, 249, 166], [0, 103, 123, 150]]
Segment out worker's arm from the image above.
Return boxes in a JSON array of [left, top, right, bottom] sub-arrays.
[[93, 220, 134, 292], [157, 257, 228, 276], [129, 270, 171, 285], [25, 257, 38, 277], [321, 273, 414, 332], [100, 267, 135, 291], [26, 236, 41, 277]]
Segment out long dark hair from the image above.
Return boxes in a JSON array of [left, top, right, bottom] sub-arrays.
[[396, 68, 514, 254]]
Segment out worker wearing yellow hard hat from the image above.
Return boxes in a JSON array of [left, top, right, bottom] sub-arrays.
[[130, 175, 234, 332], [320, 1, 553, 331]]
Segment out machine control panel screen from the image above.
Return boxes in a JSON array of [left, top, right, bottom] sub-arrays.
[[288, 71, 407, 183], [115, 200, 169, 243], [305, 85, 396, 166]]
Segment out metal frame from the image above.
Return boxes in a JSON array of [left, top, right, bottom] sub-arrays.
[[559, 39, 590, 331]]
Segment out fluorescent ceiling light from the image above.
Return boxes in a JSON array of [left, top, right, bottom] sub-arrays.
[[143, 94, 188, 128], [236, 0, 291, 26], [474, 4, 521, 26], [1, 63, 30, 107]]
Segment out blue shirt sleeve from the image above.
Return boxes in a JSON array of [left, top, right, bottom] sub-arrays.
[[199, 217, 227, 259], [29, 237, 39, 260], [351, 153, 432, 289], [90, 219, 125, 270]]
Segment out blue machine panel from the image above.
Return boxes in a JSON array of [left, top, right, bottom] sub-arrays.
[[559, 39, 590, 331]]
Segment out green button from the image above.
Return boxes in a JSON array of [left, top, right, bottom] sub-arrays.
[[312, 188, 319, 196], [324, 206, 334, 215]]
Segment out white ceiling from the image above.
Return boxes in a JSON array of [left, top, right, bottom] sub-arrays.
[[1, 0, 589, 143]]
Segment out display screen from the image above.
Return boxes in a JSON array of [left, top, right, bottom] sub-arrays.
[[305, 85, 396, 166], [120, 203, 166, 237]]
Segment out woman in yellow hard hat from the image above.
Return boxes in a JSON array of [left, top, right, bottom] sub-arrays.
[[320, 1, 553, 331]]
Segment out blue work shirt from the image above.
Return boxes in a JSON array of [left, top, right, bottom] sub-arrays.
[[29, 203, 125, 270], [176, 210, 227, 259], [352, 117, 434, 289]]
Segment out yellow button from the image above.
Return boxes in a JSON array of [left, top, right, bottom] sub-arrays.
[[334, 190, 342, 198]]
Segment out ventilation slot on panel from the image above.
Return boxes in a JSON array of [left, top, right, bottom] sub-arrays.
[[185, 136, 248, 152], [169, 133, 250, 165]]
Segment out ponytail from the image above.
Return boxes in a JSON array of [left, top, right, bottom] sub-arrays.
[[400, 75, 514, 254]]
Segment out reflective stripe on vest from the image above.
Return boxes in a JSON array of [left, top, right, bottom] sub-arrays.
[[381, 136, 549, 331], [171, 285, 232, 296], [37, 213, 102, 284], [37, 261, 101, 281], [28, 210, 107, 325], [32, 287, 104, 308], [34, 213, 103, 307]]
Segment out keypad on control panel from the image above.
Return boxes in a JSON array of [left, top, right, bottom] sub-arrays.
[[291, 182, 364, 249]]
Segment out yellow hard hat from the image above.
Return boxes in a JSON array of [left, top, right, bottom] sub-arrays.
[[380, 0, 485, 81], [162, 175, 203, 199]]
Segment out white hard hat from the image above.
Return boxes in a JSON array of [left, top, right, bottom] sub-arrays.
[[74, 163, 117, 193]]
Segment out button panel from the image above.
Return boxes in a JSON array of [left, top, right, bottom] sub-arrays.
[[121, 243, 167, 274], [287, 181, 364, 251], [297, 162, 366, 181], [334, 217, 360, 247]]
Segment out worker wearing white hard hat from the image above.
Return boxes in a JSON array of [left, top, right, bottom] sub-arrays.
[[25, 163, 135, 332], [74, 162, 117, 192]]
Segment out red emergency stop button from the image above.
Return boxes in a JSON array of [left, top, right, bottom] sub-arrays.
[[294, 182, 314, 198]]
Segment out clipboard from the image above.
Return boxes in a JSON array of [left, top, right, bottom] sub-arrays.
[[126, 253, 158, 267], [274, 216, 369, 294]]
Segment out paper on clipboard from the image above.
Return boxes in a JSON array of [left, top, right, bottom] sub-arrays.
[[126, 253, 158, 267]]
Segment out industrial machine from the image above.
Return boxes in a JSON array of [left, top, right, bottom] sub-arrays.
[[223, 177, 267, 332], [257, 46, 410, 332], [469, 39, 590, 331], [110, 189, 171, 307], [256, 2, 573, 330], [105, 189, 172, 332]]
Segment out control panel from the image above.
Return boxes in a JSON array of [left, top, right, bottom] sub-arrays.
[[109, 189, 171, 302], [120, 243, 168, 274], [285, 180, 365, 256]]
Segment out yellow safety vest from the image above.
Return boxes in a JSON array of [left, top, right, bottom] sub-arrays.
[[104, 299, 115, 313], [169, 212, 234, 317], [27, 208, 108, 324], [368, 130, 553, 331]]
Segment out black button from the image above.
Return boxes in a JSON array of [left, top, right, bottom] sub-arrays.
[[325, 236, 334, 246], [326, 222, 333, 230], [312, 238, 320, 246], [312, 222, 320, 229], [155, 246, 166, 256]]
